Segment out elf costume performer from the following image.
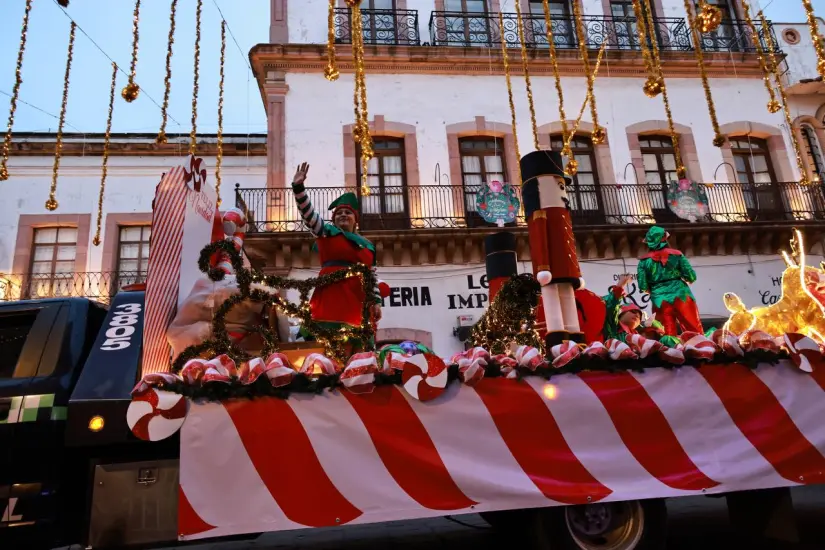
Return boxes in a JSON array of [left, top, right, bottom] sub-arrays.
[[602, 275, 680, 347], [636, 226, 703, 336], [291, 163, 389, 346]]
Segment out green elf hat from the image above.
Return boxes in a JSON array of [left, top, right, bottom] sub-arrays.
[[644, 226, 670, 251], [329, 192, 360, 219]]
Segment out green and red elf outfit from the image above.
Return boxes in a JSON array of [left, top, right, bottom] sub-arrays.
[[636, 226, 703, 336], [601, 284, 680, 347], [292, 182, 389, 341]]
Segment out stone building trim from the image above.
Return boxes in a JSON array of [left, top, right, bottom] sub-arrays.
[[100, 212, 153, 275], [717, 121, 795, 183], [537, 120, 618, 186], [12, 213, 92, 275], [445, 117, 521, 190], [342, 115, 420, 189], [264, 72, 289, 189], [270, 0, 288, 43], [625, 120, 701, 183]]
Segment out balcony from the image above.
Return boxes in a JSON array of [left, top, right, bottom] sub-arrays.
[[334, 8, 421, 46], [235, 181, 825, 234], [0, 271, 145, 304]]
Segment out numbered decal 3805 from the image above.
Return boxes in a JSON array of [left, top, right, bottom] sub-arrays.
[[100, 303, 142, 351]]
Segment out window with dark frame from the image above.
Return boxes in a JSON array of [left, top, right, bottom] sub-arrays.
[[356, 137, 409, 230], [730, 136, 781, 217], [550, 134, 605, 223], [361, 0, 398, 45], [695, 0, 741, 51], [528, 1, 576, 48], [116, 225, 151, 290], [459, 136, 507, 227], [610, 0, 650, 49], [28, 226, 77, 299], [639, 135, 679, 220], [800, 124, 825, 182], [444, 0, 491, 46]]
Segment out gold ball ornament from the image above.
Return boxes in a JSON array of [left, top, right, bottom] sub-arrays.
[[697, 3, 722, 34], [121, 82, 140, 102], [155, 131, 168, 145], [590, 127, 606, 146], [643, 77, 664, 98], [767, 99, 781, 114], [45, 197, 59, 211], [92, 236, 101, 246], [0, 166, 8, 182], [713, 134, 726, 148], [324, 65, 340, 81], [565, 159, 579, 176]]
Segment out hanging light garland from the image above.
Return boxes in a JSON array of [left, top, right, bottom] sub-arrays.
[[540, 0, 572, 172], [46, 21, 77, 212], [695, 1, 723, 34], [498, 11, 522, 184], [741, 1, 780, 114], [684, 0, 725, 147], [0, 0, 34, 182], [759, 11, 809, 186], [190, 0, 203, 155], [347, 0, 373, 196], [215, 20, 226, 206], [572, 0, 605, 145], [631, 0, 662, 98], [324, 0, 340, 81], [157, 0, 178, 144], [122, 0, 141, 102], [94, 63, 118, 246], [514, 0, 538, 151], [801, 0, 825, 78]]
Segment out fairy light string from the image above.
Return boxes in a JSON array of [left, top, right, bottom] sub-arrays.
[[498, 11, 521, 184], [572, 0, 604, 145], [216, 20, 226, 206], [540, 0, 571, 168], [157, 0, 178, 144], [684, 0, 725, 147], [122, 0, 141, 102], [741, 1, 780, 114], [94, 63, 118, 246], [514, 0, 539, 150], [46, 21, 77, 212], [801, 0, 825, 78], [1, 0, 34, 182], [190, 0, 203, 155], [759, 11, 809, 185], [324, 0, 340, 81]]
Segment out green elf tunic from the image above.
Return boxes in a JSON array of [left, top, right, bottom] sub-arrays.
[[601, 284, 680, 347]]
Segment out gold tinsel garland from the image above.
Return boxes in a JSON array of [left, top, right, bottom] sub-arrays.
[[468, 274, 542, 356], [157, 0, 178, 144], [564, 42, 607, 176], [0, 0, 33, 182], [190, 0, 203, 155], [349, 1, 373, 195], [498, 11, 521, 184], [572, 0, 604, 146], [514, 1, 539, 151], [759, 11, 809, 185], [324, 0, 340, 81], [93, 63, 118, 246], [631, 0, 662, 98], [741, 1, 780, 114], [45, 22, 77, 212], [215, 20, 226, 206], [641, 0, 686, 178], [801, 0, 825, 78], [122, 0, 141, 102], [684, 0, 725, 147], [696, 1, 723, 34], [540, 0, 572, 170]]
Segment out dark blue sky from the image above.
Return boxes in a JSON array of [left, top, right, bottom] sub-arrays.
[[0, 0, 815, 135]]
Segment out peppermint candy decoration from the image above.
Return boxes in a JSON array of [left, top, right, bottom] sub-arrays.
[[679, 332, 719, 361], [605, 339, 638, 361], [401, 353, 449, 402], [711, 329, 744, 357], [550, 341, 581, 368], [263, 352, 296, 387], [740, 330, 779, 353], [582, 341, 609, 360], [300, 353, 341, 376], [131, 372, 182, 396], [127, 388, 188, 441], [184, 155, 207, 192], [783, 333, 824, 373], [202, 354, 238, 384], [341, 353, 379, 394], [514, 345, 546, 371], [454, 347, 489, 387]]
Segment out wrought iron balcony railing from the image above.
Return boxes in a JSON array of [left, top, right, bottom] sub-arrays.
[[427, 12, 779, 54], [334, 8, 420, 46], [235, 181, 825, 234], [0, 271, 146, 303]]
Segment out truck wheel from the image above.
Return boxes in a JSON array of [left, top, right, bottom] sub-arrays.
[[531, 499, 667, 550]]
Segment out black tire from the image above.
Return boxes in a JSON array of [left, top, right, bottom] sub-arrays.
[[529, 499, 668, 550]]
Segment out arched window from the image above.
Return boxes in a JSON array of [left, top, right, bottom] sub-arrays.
[[800, 124, 825, 183], [730, 136, 782, 220], [550, 134, 605, 224], [458, 136, 508, 228], [356, 137, 410, 230], [639, 135, 679, 222]]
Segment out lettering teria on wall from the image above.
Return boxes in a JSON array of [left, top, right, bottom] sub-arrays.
[[288, 254, 823, 356]]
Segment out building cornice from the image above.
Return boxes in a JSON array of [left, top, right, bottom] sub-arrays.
[[7, 133, 267, 157]]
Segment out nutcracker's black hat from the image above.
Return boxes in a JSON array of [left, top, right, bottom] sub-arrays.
[[520, 150, 572, 185]]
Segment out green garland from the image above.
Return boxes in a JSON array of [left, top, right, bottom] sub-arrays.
[[172, 241, 378, 369], [468, 274, 543, 354], [151, 348, 788, 402]]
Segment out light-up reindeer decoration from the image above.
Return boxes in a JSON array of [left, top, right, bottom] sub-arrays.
[[723, 229, 825, 343]]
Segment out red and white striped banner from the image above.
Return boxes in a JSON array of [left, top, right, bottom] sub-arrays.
[[178, 361, 825, 540]]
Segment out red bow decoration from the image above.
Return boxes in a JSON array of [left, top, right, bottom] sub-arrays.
[[184, 155, 207, 192]]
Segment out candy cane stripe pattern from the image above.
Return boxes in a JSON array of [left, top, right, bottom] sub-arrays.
[[202, 354, 237, 384], [401, 353, 448, 401], [341, 352, 379, 394], [514, 345, 546, 371], [550, 341, 581, 368], [679, 332, 719, 361], [605, 339, 637, 361], [712, 329, 744, 357], [783, 333, 824, 373], [127, 388, 188, 441], [301, 353, 341, 376], [582, 341, 609, 359], [741, 330, 780, 353]]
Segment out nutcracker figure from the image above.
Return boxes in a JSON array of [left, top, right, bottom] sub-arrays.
[[521, 150, 585, 349]]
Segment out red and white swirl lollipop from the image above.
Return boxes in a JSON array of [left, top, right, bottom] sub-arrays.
[[127, 388, 188, 441], [401, 353, 449, 401]]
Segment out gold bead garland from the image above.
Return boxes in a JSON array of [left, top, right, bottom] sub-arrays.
[[541, 0, 572, 168], [349, 1, 373, 195], [0, 0, 33, 182], [46, 21, 77, 212], [94, 62, 118, 247], [157, 0, 178, 145], [684, 0, 725, 148], [801, 0, 825, 77], [122, 0, 141, 102], [514, 0, 538, 151], [572, 0, 604, 146], [696, 1, 723, 34], [190, 0, 203, 155], [759, 11, 809, 185], [498, 11, 521, 184], [741, 1, 780, 114], [324, 0, 340, 81], [215, 20, 226, 207]]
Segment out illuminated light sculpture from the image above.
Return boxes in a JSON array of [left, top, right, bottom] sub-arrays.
[[723, 229, 825, 343]]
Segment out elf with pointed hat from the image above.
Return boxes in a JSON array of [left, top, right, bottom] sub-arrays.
[[636, 226, 703, 336], [291, 163, 390, 346]]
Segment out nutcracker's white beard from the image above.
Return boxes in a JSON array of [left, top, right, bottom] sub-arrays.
[[540, 283, 581, 334]]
